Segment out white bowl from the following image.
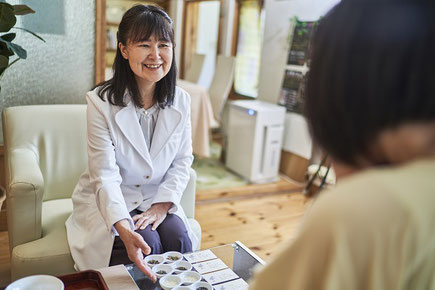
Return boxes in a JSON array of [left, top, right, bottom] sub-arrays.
[[173, 260, 192, 274], [163, 251, 183, 263], [192, 281, 213, 290], [180, 271, 201, 285], [160, 274, 182, 290], [6, 275, 64, 290], [145, 254, 164, 268], [153, 263, 174, 278]]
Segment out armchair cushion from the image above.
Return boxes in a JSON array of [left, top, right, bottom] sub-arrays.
[[11, 199, 74, 279]]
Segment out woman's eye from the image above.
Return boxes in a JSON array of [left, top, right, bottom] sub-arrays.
[[140, 44, 150, 48], [160, 43, 171, 48]]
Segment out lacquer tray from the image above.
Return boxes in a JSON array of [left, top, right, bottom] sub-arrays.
[[58, 270, 109, 290]]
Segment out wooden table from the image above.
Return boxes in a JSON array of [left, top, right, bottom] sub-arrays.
[[177, 79, 214, 158]]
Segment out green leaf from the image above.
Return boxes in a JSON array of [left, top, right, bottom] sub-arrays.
[[7, 41, 26, 59], [0, 38, 26, 59], [0, 3, 16, 32], [13, 27, 45, 42], [0, 40, 13, 56], [0, 67, 6, 81], [1, 32, 15, 42], [13, 5, 35, 15], [0, 57, 18, 80], [0, 54, 7, 68], [0, 2, 12, 8]]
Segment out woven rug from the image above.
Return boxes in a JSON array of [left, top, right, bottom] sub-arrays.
[[192, 142, 248, 191]]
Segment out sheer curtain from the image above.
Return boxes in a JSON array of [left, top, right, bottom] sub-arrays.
[[234, 0, 265, 98]]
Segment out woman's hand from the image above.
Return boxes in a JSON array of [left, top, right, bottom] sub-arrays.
[[133, 202, 172, 231], [115, 219, 157, 283]]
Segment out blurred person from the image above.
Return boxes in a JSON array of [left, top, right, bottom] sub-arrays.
[[250, 0, 435, 289]]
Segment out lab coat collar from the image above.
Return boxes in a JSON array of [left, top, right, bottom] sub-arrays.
[[115, 97, 152, 165], [115, 94, 182, 164], [150, 104, 182, 159]]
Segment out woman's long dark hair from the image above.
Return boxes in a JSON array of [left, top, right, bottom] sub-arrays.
[[97, 5, 177, 108]]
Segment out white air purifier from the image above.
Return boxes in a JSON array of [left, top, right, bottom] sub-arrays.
[[226, 100, 286, 183]]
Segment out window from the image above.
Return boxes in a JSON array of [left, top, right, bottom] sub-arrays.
[[234, 1, 265, 98], [182, 0, 220, 88]]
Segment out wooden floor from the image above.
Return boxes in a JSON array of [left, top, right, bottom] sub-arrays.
[[197, 190, 310, 260], [0, 176, 310, 287]]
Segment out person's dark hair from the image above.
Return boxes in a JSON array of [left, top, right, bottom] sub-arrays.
[[97, 4, 177, 108], [305, 0, 435, 166]]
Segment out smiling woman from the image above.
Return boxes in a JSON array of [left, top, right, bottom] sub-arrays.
[[66, 4, 199, 284]]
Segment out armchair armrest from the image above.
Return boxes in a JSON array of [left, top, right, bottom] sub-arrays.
[[6, 148, 44, 250], [180, 168, 197, 219]]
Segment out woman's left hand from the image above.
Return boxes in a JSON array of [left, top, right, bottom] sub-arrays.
[[133, 202, 172, 231]]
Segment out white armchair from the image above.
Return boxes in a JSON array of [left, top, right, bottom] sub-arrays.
[[2, 104, 200, 281]]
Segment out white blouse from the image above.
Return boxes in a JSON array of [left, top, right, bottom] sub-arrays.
[[136, 104, 160, 151]]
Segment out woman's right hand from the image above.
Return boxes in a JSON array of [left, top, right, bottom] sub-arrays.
[[115, 219, 157, 283]]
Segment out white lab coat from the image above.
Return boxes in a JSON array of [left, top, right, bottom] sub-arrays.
[[66, 86, 199, 270]]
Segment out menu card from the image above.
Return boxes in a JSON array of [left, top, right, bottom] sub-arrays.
[[203, 268, 239, 285], [214, 278, 249, 290], [184, 248, 250, 286], [193, 258, 228, 274], [184, 249, 217, 264]]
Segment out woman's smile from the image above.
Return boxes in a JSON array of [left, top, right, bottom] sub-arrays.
[[144, 63, 162, 69]]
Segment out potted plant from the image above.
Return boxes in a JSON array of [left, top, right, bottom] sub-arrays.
[[0, 1, 44, 91]]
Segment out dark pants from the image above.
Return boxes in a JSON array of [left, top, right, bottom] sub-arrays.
[[109, 209, 192, 266]]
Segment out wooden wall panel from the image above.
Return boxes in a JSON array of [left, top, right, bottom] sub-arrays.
[[280, 150, 309, 183], [182, 1, 200, 78]]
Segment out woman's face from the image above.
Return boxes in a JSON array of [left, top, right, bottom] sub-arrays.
[[120, 34, 173, 87]]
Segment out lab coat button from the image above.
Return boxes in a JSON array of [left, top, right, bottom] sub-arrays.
[[145, 175, 150, 179], [134, 201, 138, 205], [135, 185, 140, 188]]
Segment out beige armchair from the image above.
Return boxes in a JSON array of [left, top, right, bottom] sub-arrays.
[[3, 105, 201, 281]]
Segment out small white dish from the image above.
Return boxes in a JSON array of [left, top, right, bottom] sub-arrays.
[[173, 260, 192, 274], [192, 281, 213, 290], [153, 263, 174, 278], [163, 251, 183, 263], [6, 275, 64, 290], [145, 254, 164, 268], [160, 274, 182, 290], [173, 286, 194, 290], [180, 271, 201, 285]]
